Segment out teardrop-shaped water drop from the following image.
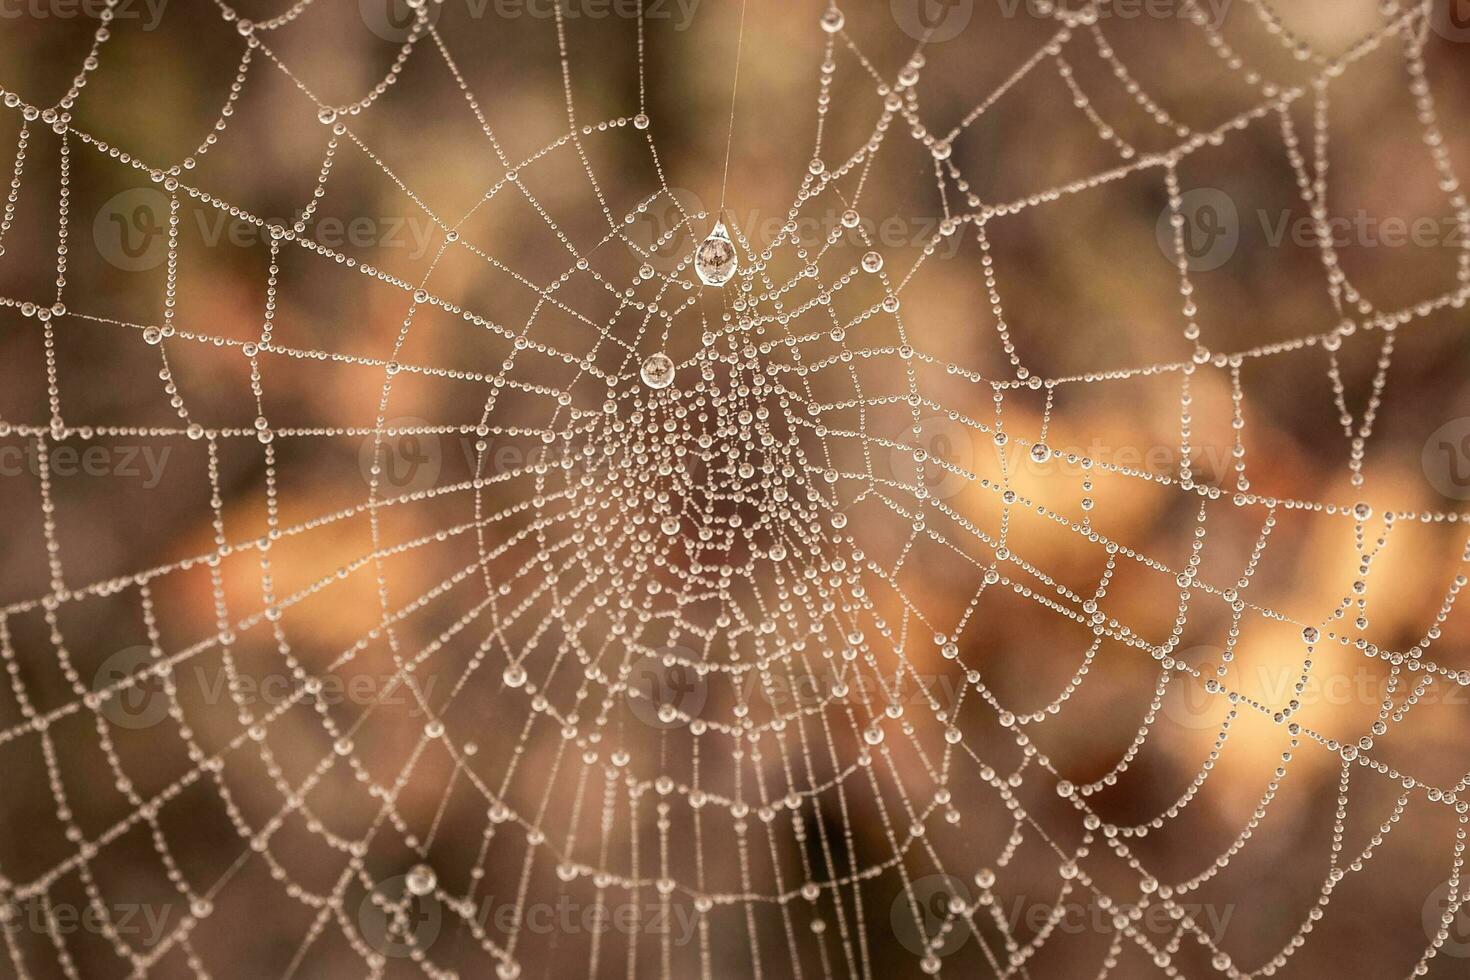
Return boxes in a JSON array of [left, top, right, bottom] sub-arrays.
[[695, 221, 737, 287]]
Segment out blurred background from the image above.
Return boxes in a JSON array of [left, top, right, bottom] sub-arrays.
[[2, 0, 1470, 976]]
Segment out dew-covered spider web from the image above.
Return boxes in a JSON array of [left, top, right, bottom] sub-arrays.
[[3, 0, 1470, 977]]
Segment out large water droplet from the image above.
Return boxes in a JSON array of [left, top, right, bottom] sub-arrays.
[[641, 353, 675, 389], [695, 221, 737, 286], [405, 864, 437, 896]]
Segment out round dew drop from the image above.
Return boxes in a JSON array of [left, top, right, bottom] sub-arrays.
[[641, 352, 676, 389], [405, 864, 437, 896]]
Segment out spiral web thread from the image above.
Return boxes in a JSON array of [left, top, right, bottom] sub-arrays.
[[2, 0, 1470, 977]]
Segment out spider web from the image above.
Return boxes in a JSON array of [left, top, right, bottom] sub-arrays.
[[2, 0, 1470, 977]]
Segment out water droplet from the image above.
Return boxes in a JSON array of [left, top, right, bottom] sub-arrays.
[[820, 8, 844, 32], [633, 112, 650, 130], [641, 352, 675, 389], [503, 663, 527, 688], [840, 209, 860, 229], [1301, 626, 1319, 644], [695, 222, 737, 286], [861, 251, 883, 273], [405, 864, 437, 896]]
